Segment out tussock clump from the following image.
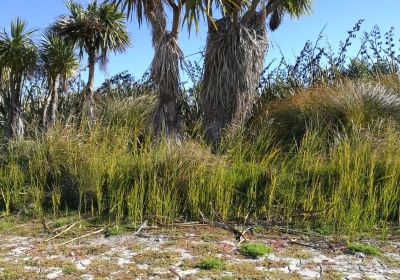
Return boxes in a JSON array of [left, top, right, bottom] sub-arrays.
[[255, 80, 400, 144], [1, 83, 400, 234]]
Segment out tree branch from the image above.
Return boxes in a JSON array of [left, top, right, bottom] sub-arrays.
[[166, 0, 178, 9], [241, 0, 262, 23], [170, 1, 182, 38]]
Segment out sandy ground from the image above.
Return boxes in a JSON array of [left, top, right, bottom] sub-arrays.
[[0, 219, 399, 279]]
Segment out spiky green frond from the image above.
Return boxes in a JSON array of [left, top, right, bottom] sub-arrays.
[[52, 1, 131, 61], [40, 31, 78, 79], [0, 18, 37, 74], [183, 0, 313, 32], [267, 0, 312, 31], [107, 0, 146, 25], [282, 0, 313, 17]]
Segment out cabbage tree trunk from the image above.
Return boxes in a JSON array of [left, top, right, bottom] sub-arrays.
[[85, 49, 96, 125], [43, 76, 58, 128], [151, 34, 181, 136], [49, 78, 58, 127], [146, 1, 181, 137], [7, 74, 24, 138], [201, 11, 268, 147]]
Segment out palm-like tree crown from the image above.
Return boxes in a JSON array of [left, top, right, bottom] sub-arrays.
[[108, 0, 147, 24], [40, 31, 78, 80], [52, 1, 131, 62], [268, 0, 313, 30], [0, 18, 37, 75], [184, 0, 313, 31]]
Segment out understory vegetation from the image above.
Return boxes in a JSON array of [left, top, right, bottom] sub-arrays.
[[1, 21, 400, 236]]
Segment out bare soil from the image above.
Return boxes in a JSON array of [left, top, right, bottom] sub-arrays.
[[0, 218, 399, 279]]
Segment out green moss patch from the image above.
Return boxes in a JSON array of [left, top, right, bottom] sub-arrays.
[[239, 243, 272, 258], [347, 242, 380, 256]]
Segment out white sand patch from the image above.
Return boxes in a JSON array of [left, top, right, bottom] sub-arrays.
[[46, 268, 63, 279], [76, 258, 92, 270]]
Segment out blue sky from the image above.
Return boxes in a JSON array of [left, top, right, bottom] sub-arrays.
[[0, 0, 399, 87]]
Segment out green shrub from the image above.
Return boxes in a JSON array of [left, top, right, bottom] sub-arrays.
[[347, 242, 380, 256], [197, 257, 224, 270], [105, 226, 126, 237], [239, 243, 272, 258]]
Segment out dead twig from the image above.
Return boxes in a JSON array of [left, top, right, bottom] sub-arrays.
[[273, 225, 337, 250], [55, 228, 104, 247], [158, 222, 208, 228], [288, 239, 319, 250], [200, 210, 247, 243], [169, 267, 182, 279], [53, 223, 71, 233], [41, 217, 52, 234], [273, 226, 324, 238], [44, 222, 78, 243], [9, 223, 30, 230], [318, 263, 324, 279], [325, 239, 336, 250], [134, 220, 148, 236]]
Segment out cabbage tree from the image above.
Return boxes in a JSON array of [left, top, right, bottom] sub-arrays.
[[109, 0, 186, 136], [186, 0, 313, 147], [0, 18, 37, 138], [40, 32, 78, 128], [52, 1, 131, 124]]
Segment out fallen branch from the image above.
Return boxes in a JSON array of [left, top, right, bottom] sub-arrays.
[[53, 223, 71, 233], [273, 226, 324, 238], [325, 240, 336, 250], [55, 228, 104, 247], [237, 226, 254, 245], [9, 223, 30, 230], [273, 225, 337, 250], [134, 220, 148, 236], [41, 217, 52, 234], [158, 222, 208, 228], [44, 222, 78, 243], [199, 210, 248, 243], [288, 239, 319, 250], [169, 267, 182, 280]]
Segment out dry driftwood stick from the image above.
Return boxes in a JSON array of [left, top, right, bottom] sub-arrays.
[[288, 239, 319, 249], [237, 226, 254, 245], [273, 226, 324, 237], [10, 223, 29, 230], [158, 222, 207, 228], [53, 223, 71, 233], [41, 217, 53, 234], [169, 267, 182, 280], [134, 220, 148, 236], [213, 210, 247, 242], [325, 239, 336, 250], [44, 222, 78, 242], [199, 210, 247, 242], [55, 228, 104, 247], [273, 225, 336, 250]]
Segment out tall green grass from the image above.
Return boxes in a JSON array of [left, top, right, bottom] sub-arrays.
[[1, 80, 400, 234]]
